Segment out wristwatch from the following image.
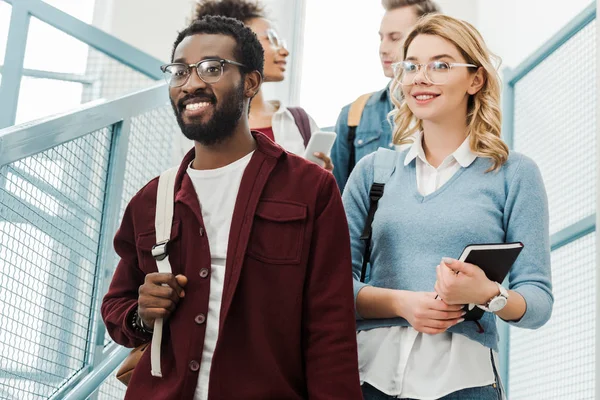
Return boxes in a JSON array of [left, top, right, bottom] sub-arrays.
[[477, 282, 509, 312]]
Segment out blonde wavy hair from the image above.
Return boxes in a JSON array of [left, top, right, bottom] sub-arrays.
[[390, 14, 508, 171]]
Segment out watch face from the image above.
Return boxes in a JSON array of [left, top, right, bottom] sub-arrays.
[[489, 297, 508, 312]]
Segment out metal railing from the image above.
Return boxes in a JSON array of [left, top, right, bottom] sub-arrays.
[[501, 2, 597, 398], [0, 82, 180, 400]]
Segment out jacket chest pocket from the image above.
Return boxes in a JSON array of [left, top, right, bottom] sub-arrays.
[[135, 221, 182, 274], [247, 201, 307, 265]]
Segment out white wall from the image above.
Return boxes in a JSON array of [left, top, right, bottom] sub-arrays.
[[253, 0, 304, 106], [297, 0, 478, 128], [477, 0, 595, 70], [92, 0, 595, 126], [93, 0, 301, 105], [93, 0, 196, 62]]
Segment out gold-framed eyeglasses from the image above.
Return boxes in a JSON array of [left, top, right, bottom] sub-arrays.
[[392, 61, 478, 85], [160, 58, 248, 87]]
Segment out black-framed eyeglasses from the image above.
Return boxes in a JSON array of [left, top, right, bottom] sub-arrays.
[[160, 59, 248, 87]]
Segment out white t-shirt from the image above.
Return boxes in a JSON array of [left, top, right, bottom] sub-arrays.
[[186, 151, 254, 400], [358, 133, 500, 399]]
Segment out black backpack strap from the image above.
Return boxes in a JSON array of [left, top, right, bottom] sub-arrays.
[[347, 126, 357, 178], [358, 148, 398, 283], [288, 107, 312, 147], [359, 183, 385, 282], [346, 93, 373, 176]]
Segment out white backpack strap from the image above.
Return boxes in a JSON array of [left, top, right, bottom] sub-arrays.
[[373, 147, 398, 184], [150, 166, 178, 378]]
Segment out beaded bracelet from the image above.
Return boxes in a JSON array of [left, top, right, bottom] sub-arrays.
[[131, 308, 154, 334]]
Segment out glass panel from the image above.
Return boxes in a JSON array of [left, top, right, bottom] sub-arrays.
[[15, 77, 84, 124], [17, 18, 156, 125], [509, 233, 595, 399], [513, 20, 596, 236], [24, 17, 90, 75]]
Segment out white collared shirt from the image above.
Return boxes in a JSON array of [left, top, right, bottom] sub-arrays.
[[358, 132, 500, 399]]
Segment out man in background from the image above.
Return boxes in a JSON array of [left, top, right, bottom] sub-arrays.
[[331, 0, 440, 192]]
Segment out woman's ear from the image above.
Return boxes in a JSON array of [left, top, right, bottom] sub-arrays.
[[467, 67, 486, 95], [245, 70, 263, 98]]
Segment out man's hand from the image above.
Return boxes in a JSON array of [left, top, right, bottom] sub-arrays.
[[138, 273, 188, 329]]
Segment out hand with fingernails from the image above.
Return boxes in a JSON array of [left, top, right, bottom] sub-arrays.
[[434, 257, 500, 306], [399, 291, 466, 335], [138, 273, 188, 329], [313, 152, 334, 172]]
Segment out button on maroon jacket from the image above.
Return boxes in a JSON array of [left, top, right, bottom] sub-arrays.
[[101, 133, 362, 399]]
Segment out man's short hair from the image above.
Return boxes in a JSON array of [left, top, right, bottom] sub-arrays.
[[171, 15, 264, 78], [194, 0, 265, 23], [381, 0, 440, 17]]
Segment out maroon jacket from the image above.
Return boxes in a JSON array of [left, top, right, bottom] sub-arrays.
[[101, 133, 362, 399]]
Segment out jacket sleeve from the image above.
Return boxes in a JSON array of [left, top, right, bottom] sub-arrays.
[[302, 171, 362, 400], [504, 155, 553, 329], [101, 202, 152, 348], [331, 105, 351, 193]]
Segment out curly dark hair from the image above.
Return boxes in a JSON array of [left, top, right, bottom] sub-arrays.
[[194, 0, 265, 23], [171, 15, 264, 78]]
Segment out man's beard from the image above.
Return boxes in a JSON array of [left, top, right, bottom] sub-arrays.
[[172, 82, 245, 146]]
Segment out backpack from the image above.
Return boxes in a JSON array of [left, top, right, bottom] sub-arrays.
[[346, 93, 374, 177], [116, 166, 179, 384], [359, 148, 398, 282], [287, 107, 312, 148]]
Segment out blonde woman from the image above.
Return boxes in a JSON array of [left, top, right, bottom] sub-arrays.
[[342, 14, 552, 399]]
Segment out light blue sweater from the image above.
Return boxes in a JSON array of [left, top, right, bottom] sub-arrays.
[[342, 149, 553, 351]]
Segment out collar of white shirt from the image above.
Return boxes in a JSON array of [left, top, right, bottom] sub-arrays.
[[403, 131, 477, 168]]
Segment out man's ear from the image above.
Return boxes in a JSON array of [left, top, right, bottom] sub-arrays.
[[244, 70, 263, 98]]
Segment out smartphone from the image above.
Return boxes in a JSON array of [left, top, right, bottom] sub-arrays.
[[303, 131, 337, 166]]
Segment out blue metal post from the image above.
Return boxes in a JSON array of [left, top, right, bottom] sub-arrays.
[[497, 67, 516, 394], [0, 0, 31, 128], [501, 67, 515, 149], [89, 118, 132, 366]]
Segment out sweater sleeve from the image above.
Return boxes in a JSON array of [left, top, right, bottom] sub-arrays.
[[503, 154, 553, 329], [341, 153, 376, 320]]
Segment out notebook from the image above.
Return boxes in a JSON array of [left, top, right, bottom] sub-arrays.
[[458, 242, 524, 321]]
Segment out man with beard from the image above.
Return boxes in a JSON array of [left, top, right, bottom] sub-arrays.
[[101, 16, 361, 400]]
